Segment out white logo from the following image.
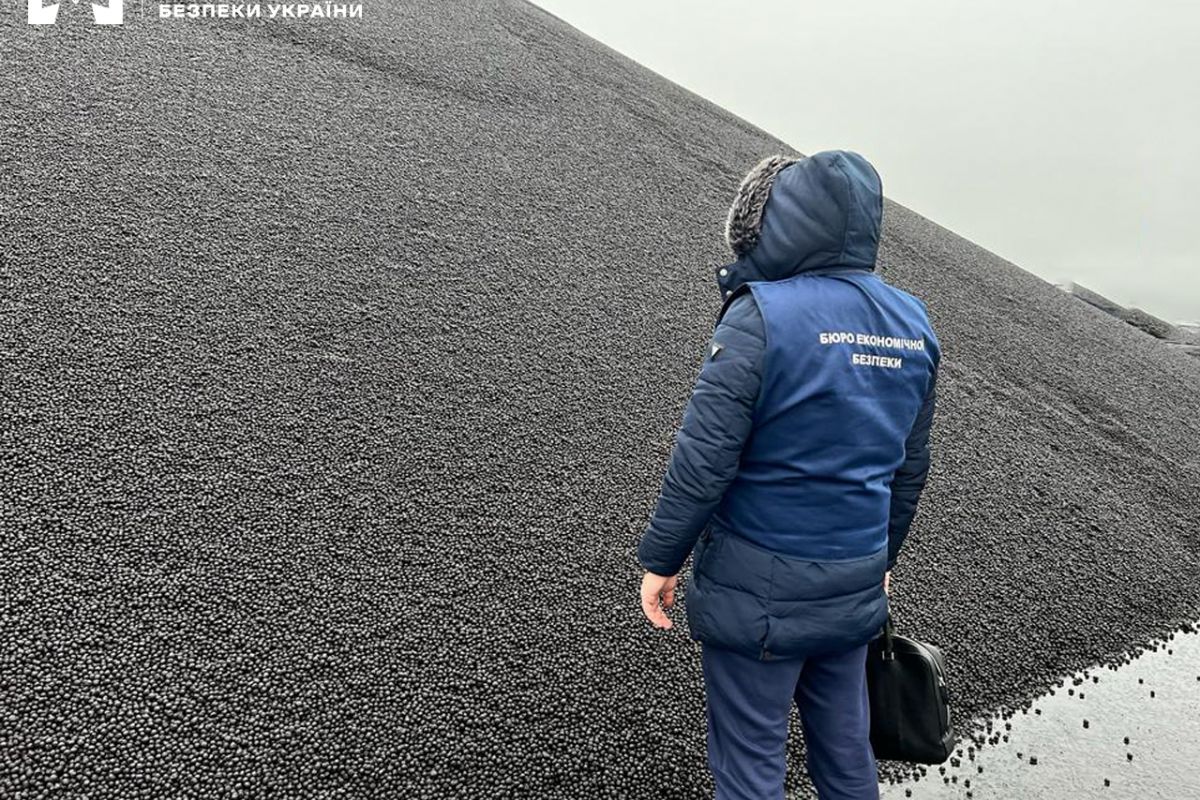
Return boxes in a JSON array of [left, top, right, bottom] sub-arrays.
[[28, 0, 123, 25]]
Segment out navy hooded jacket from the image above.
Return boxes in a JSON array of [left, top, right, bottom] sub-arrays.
[[637, 151, 940, 660]]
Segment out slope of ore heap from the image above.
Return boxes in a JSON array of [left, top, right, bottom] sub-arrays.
[[3, 2, 1199, 798]]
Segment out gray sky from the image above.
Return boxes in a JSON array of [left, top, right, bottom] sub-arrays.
[[533, 0, 1198, 324]]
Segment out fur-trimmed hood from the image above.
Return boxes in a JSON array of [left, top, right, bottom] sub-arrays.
[[717, 150, 883, 300]]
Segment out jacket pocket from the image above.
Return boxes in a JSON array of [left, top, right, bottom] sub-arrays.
[[693, 525, 717, 574], [685, 526, 722, 643]]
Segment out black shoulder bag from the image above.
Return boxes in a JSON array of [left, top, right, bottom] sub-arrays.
[[865, 615, 955, 764]]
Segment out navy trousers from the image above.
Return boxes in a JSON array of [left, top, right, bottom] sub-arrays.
[[701, 643, 878, 800]]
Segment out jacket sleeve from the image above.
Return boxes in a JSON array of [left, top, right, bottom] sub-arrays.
[[887, 370, 938, 570], [637, 293, 765, 576]]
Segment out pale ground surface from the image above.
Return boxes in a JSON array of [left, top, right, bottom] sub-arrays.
[[873, 628, 1200, 800]]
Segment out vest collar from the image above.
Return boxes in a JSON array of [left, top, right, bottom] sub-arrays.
[[715, 260, 874, 303], [715, 264, 875, 324]]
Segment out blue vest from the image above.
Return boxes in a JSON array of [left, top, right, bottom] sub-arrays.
[[687, 267, 939, 659], [717, 269, 939, 557]]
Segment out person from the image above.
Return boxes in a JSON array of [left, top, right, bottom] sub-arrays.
[[637, 151, 940, 800]]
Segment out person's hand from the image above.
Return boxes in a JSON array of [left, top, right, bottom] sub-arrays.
[[640, 571, 679, 629], [884, 571, 892, 596]]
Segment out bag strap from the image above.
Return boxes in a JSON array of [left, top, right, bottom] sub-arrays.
[[881, 613, 896, 661]]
